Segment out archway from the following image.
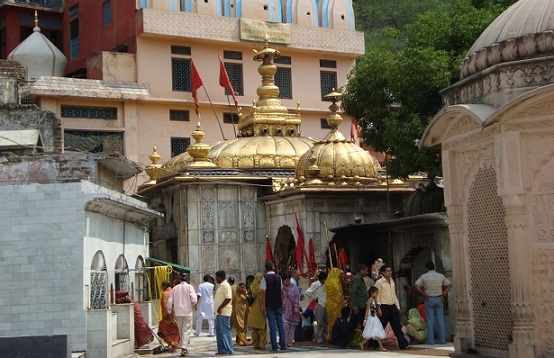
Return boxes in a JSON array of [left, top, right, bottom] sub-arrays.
[[90, 250, 108, 309], [115, 254, 130, 292]]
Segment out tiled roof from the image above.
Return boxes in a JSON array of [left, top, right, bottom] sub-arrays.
[[21, 76, 150, 100]]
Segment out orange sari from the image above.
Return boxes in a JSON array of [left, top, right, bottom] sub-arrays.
[[159, 287, 180, 348]]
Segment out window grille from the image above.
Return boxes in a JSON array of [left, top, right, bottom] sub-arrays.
[[275, 67, 292, 99], [171, 45, 191, 55], [320, 71, 337, 101], [61, 105, 117, 119], [320, 59, 337, 68], [172, 58, 192, 92], [224, 63, 243, 96], [320, 118, 331, 129], [223, 112, 239, 124], [171, 137, 191, 157], [223, 50, 242, 60], [102, 1, 111, 26], [275, 56, 291, 65], [170, 109, 190, 121]]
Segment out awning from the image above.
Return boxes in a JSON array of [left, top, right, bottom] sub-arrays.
[[146, 257, 196, 273]]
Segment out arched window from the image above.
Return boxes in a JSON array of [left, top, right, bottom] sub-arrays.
[[115, 254, 129, 292], [134, 256, 147, 302], [90, 250, 108, 309]]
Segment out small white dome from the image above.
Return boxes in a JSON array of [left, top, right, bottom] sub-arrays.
[[7, 25, 67, 80]]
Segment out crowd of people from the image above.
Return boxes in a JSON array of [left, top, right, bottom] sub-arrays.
[[154, 259, 452, 356]]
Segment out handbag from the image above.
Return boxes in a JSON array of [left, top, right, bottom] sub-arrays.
[[246, 292, 254, 306]]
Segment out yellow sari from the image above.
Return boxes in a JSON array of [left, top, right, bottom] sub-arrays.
[[232, 283, 249, 345], [325, 268, 344, 341], [247, 273, 267, 349]]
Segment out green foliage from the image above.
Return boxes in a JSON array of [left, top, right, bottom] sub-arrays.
[[343, 0, 511, 178]]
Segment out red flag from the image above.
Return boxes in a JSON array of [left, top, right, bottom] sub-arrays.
[[350, 117, 361, 141], [308, 239, 317, 273], [265, 235, 274, 263], [191, 60, 203, 115], [295, 214, 309, 275], [219, 58, 238, 109], [338, 248, 349, 272]]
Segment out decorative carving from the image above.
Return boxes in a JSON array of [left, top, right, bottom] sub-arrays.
[[531, 153, 554, 242], [243, 230, 255, 243], [219, 245, 239, 270], [532, 246, 554, 357], [444, 115, 480, 140], [201, 187, 214, 201], [201, 201, 215, 229], [202, 245, 217, 273], [524, 133, 554, 186], [442, 57, 554, 107], [218, 230, 239, 244], [243, 201, 255, 228], [218, 201, 238, 228], [243, 244, 258, 271], [202, 230, 215, 244], [241, 187, 254, 201]]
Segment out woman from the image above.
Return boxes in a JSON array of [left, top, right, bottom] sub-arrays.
[[325, 268, 344, 342], [282, 274, 301, 347], [247, 273, 267, 349], [158, 281, 180, 352], [232, 282, 249, 346], [405, 308, 427, 343], [115, 290, 153, 348]]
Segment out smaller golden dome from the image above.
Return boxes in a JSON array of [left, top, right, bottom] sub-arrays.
[[295, 91, 380, 186]]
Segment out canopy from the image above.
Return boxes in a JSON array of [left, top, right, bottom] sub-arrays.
[[146, 257, 196, 273]]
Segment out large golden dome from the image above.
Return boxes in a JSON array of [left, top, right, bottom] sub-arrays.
[[161, 37, 315, 175], [295, 91, 380, 186]]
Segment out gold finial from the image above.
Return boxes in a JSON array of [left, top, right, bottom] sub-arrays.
[[324, 88, 343, 129], [33, 10, 40, 30], [144, 146, 162, 185], [187, 122, 218, 168]]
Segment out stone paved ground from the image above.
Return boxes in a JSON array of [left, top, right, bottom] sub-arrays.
[[139, 334, 455, 358]]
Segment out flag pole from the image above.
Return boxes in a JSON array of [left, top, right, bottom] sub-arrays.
[[225, 96, 237, 138], [201, 84, 226, 141]]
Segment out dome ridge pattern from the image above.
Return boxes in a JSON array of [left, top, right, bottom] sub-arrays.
[[461, 0, 554, 79]]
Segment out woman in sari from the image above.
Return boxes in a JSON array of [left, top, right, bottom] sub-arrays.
[[232, 282, 249, 346], [282, 274, 301, 347], [405, 308, 427, 343], [159, 281, 180, 351], [247, 273, 267, 350], [115, 290, 153, 348], [325, 268, 344, 342]]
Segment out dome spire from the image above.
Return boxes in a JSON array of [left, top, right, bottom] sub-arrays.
[[34, 10, 40, 32], [236, 35, 302, 138], [186, 122, 218, 168]]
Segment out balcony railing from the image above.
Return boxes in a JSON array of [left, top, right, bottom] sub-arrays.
[[0, 0, 63, 8]]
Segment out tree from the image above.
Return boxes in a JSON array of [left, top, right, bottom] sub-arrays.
[[342, 0, 514, 178]]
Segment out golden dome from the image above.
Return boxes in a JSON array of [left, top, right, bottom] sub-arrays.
[[295, 91, 380, 186], [208, 135, 314, 169], [161, 38, 315, 174]]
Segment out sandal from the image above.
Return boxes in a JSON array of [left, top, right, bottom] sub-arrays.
[[181, 348, 188, 356]]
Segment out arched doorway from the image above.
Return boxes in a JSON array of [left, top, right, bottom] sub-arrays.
[[273, 225, 295, 273], [115, 254, 129, 292]]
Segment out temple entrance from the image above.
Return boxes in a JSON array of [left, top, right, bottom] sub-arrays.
[[273, 225, 295, 273]]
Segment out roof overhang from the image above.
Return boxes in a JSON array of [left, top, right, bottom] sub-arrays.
[[85, 197, 162, 228], [331, 212, 448, 235]]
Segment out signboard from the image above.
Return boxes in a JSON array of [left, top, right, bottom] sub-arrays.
[[240, 18, 291, 44]]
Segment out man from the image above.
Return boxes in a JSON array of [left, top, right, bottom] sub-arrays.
[[214, 270, 233, 355], [304, 271, 328, 344], [414, 260, 452, 345], [260, 261, 287, 351], [195, 274, 215, 337], [374, 265, 411, 350], [349, 264, 369, 331], [290, 269, 304, 301], [168, 273, 198, 357]]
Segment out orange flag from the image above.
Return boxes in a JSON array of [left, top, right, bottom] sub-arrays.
[[219, 58, 238, 109], [191, 60, 203, 115]]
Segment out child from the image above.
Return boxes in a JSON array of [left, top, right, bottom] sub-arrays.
[[331, 306, 352, 348], [359, 286, 387, 351], [300, 308, 315, 341]]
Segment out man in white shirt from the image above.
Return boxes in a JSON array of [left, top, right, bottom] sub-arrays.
[[374, 265, 411, 350], [415, 260, 452, 345], [304, 271, 328, 343], [195, 274, 215, 337], [168, 273, 198, 357]]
